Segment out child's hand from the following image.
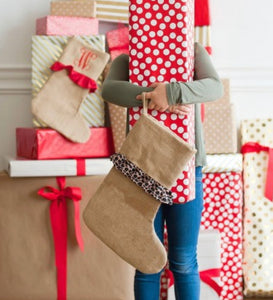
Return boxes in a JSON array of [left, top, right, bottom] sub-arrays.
[[136, 82, 169, 112], [168, 104, 191, 115]]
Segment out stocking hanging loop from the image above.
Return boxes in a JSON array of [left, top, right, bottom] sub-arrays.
[[142, 92, 148, 115]]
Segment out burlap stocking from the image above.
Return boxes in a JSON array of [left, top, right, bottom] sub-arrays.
[[83, 94, 196, 273], [32, 37, 109, 143]]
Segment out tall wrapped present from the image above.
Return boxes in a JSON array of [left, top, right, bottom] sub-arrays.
[[36, 16, 99, 36], [129, 0, 196, 203], [32, 35, 106, 128], [106, 26, 129, 61], [16, 127, 114, 160], [203, 79, 237, 154], [241, 118, 273, 297], [168, 230, 222, 300], [0, 172, 134, 300], [50, 1, 96, 18], [201, 153, 244, 300]]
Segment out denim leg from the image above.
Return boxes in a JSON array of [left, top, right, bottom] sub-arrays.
[[134, 205, 165, 300], [164, 167, 204, 300]]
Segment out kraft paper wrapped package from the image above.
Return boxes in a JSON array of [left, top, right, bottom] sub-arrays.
[[129, 0, 196, 203], [50, 1, 96, 18], [203, 79, 237, 154], [16, 127, 114, 160], [201, 154, 244, 300], [32, 35, 106, 128], [0, 172, 134, 300], [36, 16, 99, 36], [168, 230, 222, 300], [108, 103, 127, 152], [241, 118, 273, 297]]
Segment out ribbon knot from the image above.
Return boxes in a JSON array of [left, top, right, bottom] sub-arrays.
[[38, 176, 84, 300]]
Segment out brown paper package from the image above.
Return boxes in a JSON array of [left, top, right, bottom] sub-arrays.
[[0, 172, 134, 300]]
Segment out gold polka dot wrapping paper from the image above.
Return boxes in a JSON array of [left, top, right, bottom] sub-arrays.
[[31, 35, 106, 128], [241, 118, 273, 297], [50, 1, 96, 18]]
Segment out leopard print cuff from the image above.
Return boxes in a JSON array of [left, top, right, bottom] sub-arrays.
[[110, 153, 173, 205]]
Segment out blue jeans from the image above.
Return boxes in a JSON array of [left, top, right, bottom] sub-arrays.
[[134, 167, 203, 300]]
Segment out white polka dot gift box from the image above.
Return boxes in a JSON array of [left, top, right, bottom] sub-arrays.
[[32, 35, 106, 128], [201, 153, 244, 300], [50, 1, 96, 18], [241, 118, 273, 297], [128, 0, 196, 203]]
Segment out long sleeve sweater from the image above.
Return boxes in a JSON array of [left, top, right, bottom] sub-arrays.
[[102, 42, 223, 166]]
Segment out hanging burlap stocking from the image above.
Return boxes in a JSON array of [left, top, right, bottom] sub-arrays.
[[83, 93, 196, 273], [32, 37, 109, 143]]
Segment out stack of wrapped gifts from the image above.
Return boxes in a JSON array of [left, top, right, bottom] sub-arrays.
[[1, 1, 135, 299]]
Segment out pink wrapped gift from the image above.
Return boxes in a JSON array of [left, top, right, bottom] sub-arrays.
[[129, 0, 195, 203], [36, 16, 99, 36], [106, 26, 129, 61]]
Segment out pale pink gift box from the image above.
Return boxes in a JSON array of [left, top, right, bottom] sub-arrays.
[[36, 16, 99, 36]]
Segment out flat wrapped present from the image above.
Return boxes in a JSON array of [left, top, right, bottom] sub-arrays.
[[129, 0, 196, 203], [50, 1, 96, 18], [96, 0, 129, 23], [3, 156, 112, 177], [0, 172, 134, 300], [32, 35, 106, 128], [201, 154, 244, 300], [106, 26, 129, 61], [36, 15, 99, 36], [16, 127, 114, 160], [241, 118, 273, 297]]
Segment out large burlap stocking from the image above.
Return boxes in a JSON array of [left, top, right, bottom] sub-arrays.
[[83, 94, 196, 273], [32, 37, 109, 143]]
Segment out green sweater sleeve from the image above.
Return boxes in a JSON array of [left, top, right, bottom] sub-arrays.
[[101, 54, 153, 108], [166, 42, 224, 105]]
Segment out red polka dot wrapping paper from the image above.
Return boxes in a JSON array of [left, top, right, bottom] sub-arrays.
[[128, 0, 196, 203], [201, 171, 244, 300]]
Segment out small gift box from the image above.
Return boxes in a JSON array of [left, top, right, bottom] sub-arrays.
[[36, 16, 99, 36], [106, 26, 129, 61], [0, 172, 135, 300], [32, 35, 106, 128], [201, 154, 244, 300], [241, 118, 273, 297], [3, 156, 112, 177], [16, 127, 114, 160], [50, 1, 96, 18], [96, 0, 129, 23]]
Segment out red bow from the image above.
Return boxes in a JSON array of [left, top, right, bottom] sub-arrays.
[[38, 177, 84, 300], [241, 141, 273, 201], [199, 268, 222, 296], [51, 61, 97, 93]]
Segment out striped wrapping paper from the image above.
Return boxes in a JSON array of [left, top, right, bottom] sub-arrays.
[[32, 35, 106, 128], [194, 26, 211, 54], [202, 154, 243, 173], [74, 0, 129, 23]]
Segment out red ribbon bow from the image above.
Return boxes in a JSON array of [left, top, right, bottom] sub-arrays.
[[38, 177, 84, 300], [199, 268, 222, 296], [51, 61, 97, 93], [241, 141, 273, 201]]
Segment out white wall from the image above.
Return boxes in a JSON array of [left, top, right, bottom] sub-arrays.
[[1, 0, 273, 170]]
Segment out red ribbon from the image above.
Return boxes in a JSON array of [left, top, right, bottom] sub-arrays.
[[199, 268, 222, 296], [76, 159, 86, 176], [194, 0, 211, 26], [51, 61, 97, 93], [38, 177, 84, 300], [241, 141, 273, 201]]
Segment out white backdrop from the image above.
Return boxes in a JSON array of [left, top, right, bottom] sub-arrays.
[[1, 0, 273, 170]]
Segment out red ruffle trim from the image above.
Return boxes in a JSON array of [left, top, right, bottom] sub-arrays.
[[51, 61, 97, 93]]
